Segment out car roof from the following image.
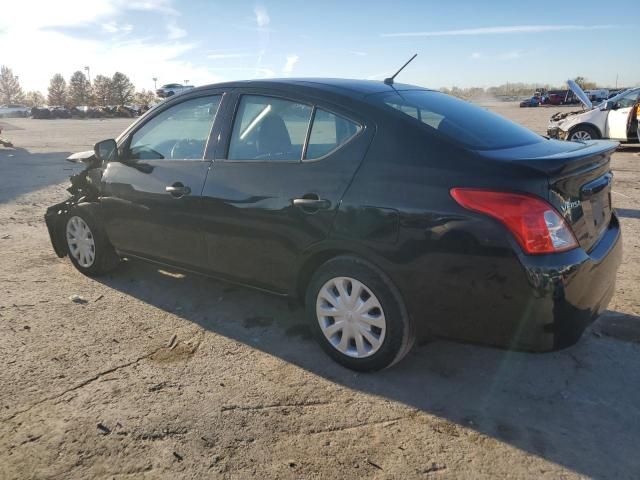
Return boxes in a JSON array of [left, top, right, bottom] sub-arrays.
[[197, 78, 429, 100]]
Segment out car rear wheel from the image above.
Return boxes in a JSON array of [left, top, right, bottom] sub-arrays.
[[569, 125, 599, 142], [306, 256, 414, 371], [65, 205, 120, 276]]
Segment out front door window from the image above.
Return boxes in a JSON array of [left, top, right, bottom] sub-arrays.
[[127, 95, 222, 160]]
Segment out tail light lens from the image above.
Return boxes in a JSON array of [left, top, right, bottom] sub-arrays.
[[450, 188, 578, 255]]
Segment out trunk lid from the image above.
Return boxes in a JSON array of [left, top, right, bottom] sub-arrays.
[[477, 139, 618, 252]]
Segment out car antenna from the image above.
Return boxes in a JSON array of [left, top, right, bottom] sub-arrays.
[[384, 54, 418, 85]]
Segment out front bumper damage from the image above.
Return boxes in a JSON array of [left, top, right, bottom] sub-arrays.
[[45, 154, 103, 258], [547, 126, 568, 140]]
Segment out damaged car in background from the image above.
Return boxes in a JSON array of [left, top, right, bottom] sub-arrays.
[[45, 78, 622, 371], [548, 79, 640, 143]]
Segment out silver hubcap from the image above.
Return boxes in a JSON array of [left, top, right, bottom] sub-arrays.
[[571, 130, 592, 141], [66, 216, 95, 268], [316, 277, 386, 358]]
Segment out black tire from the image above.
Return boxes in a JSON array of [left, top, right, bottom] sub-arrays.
[[305, 255, 415, 371], [568, 125, 600, 142], [64, 204, 120, 276]]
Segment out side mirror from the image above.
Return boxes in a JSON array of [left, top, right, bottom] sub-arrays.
[[600, 101, 619, 111], [94, 138, 118, 162]]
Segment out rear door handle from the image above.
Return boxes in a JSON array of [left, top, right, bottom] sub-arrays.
[[166, 182, 191, 197], [293, 197, 331, 210]]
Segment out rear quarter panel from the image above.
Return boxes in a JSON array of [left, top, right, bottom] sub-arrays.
[[332, 116, 552, 344]]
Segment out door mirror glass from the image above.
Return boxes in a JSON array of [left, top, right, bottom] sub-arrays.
[[94, 138, 118, 162]]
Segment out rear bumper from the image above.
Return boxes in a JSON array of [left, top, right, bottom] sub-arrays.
[[514, 214, 622, 350], [401, 214, 622, 352]]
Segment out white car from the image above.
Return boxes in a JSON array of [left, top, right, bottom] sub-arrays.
[[155, 83, 195, 98], [547, 80, 640, 143], [0, 104, 30, 118]]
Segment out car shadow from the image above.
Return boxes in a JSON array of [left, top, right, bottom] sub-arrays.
[[93, 258, 640, 479], [0, 147, 76, 203]]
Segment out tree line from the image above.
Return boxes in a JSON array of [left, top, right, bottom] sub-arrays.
[[440, 77, 602, 100], [0, 66, 156, 108]]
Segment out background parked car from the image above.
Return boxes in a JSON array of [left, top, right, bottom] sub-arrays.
[[0, 104, 30, 117], [519, 96, 540, 107], [548, 80, 640, 142], [155, 83, 195, 98]]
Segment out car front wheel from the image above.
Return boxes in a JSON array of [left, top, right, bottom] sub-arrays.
[[65, 205, 120, 276], [306, 256, 415, 371], [569, 125, 599, 142]]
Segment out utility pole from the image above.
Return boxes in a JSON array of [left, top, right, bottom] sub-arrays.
[[84, 66, 91, 83], [152, 77, 158, 89], [615, 73, 618, 89], [184, 79, 189, 85]]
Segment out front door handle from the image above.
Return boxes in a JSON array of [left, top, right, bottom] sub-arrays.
[[166, 182, 191, 198], [293, 196, 331, 210]]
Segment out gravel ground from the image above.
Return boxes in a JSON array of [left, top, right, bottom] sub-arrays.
[[1, 104, 639, 479]]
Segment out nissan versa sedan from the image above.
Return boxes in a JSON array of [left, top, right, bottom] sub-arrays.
[[45, 79, 622, 371]]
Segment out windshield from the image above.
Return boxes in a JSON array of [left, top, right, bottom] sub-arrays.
[[375, 90, 544, 150], [602, 88, 640, 108]]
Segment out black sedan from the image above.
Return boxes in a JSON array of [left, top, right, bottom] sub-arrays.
[[45, 79, 622, 371]]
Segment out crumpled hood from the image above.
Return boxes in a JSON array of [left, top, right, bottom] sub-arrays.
[[550, 109, 584, 122]]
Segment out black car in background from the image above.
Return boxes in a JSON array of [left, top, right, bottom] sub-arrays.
[[45, 79, 622, 371]]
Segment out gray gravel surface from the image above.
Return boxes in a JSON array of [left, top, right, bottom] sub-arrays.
[[1, 106, 639, 479]]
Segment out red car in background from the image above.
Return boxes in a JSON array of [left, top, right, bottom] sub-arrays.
[[545, 93, 565, 105]]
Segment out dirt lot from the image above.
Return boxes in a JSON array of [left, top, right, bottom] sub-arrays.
[[1, 104, 639, 479]]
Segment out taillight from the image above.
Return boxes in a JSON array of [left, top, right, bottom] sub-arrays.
[[450, 188, 578, 255]]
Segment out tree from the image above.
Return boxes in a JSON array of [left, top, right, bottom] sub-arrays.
[[573, 76, 597, 91], [68, 71, 92, 107], [24, 91, 46, 108], [0, 66, 24, 104], [93, 75, 113, 106], [110, 72, 134, 105], [134, 89, 156, 106], [47, 74, 67, 106]]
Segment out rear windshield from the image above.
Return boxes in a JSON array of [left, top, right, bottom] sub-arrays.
[[374, 90, 543, 150]]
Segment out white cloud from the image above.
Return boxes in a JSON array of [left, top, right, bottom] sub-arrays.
[[282, 54, 299, 74], [167, 23, 187, 39], [0, 0, 230, 92], [102, 22, 133, 34], [349, 51, 367, 56], [381, 24, 616, 37], [207, 53, 250, 60], [206, 67, 275, 78], [254, 5, 270, 28]]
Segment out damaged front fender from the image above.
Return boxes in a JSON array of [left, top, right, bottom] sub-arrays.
[[44, 152, 104, 258]]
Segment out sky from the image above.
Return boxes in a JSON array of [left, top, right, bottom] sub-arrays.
[[1, 0, 638, 93]]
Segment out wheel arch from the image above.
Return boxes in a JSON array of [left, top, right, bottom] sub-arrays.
[[568, 122, 602, 139], [294, 245, 391, 303]]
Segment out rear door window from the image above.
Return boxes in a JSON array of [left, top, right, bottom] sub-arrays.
[[376, 90, 544, 150], [305, 108, 360, 160], [228, 95, 312, 161]]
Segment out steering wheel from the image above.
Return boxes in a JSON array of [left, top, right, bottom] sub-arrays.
[[170, 138, 202, 159]]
